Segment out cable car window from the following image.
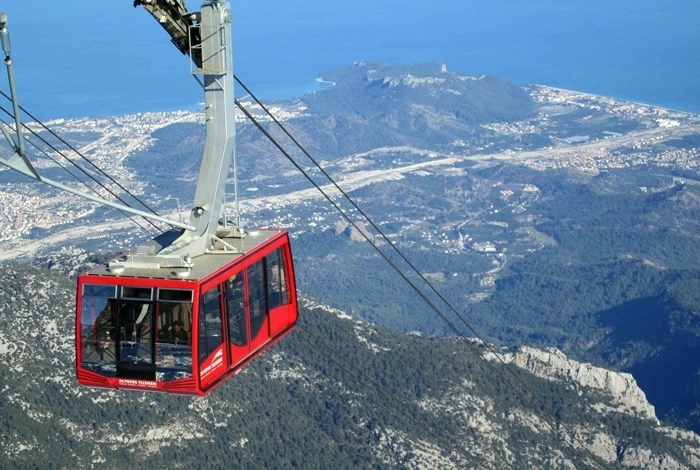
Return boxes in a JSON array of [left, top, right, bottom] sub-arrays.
[[80, 291, 117, 376], [118, 301, 153, 365], [199, 286, 224, 364], [83, 284, 116, 298], [158, 289, 193, 303], [121, 287, 153, 300], [248, 260, 268, 341], [155, 298, 193, 381], [266, 248, 290, 309], [225, 274, 248, 347]]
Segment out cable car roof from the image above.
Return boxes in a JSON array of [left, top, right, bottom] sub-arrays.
[[85, 229, 284, 282]]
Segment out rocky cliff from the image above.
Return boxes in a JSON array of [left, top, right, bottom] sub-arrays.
[[503, 346, 657, 421]]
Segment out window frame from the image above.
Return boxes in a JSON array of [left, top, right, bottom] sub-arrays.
[[198, 285, 225, 365]]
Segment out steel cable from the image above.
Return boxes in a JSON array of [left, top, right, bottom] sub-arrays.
[[234, 85, 606, 470]]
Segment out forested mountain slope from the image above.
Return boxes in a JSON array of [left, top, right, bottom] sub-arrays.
[[3, 62, 700, 461], [0, 262, 699, 469]]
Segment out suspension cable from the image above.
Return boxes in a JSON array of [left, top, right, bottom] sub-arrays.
[[0, 117, 156, 238], [233, 89, 605, 469], [236, 76, 565, 423]]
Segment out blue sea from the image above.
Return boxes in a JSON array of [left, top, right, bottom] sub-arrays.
[[5, 0, 700, 119]]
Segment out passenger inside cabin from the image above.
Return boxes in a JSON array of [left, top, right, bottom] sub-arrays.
[[159, 302, 191, 345], [95, 302, 115, 351], [163, 320, 189, 345], [172, 321, 188, 345]]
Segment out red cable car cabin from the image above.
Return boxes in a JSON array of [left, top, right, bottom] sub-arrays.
[[75, 229, 297, 396]]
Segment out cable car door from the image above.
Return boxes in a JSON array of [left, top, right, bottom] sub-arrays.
[[116, 297, 155, 380], [198, 285, 229, 389], [225, 272, 250, 366]]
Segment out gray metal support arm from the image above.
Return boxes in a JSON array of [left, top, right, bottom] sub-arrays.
[[0, 13, 36, 179], [0, 151, 196, 231], [160, 0, 239, 257]]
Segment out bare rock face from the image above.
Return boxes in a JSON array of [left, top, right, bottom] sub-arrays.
[[619, 447, 684, 469], [502, 346, 657, 421], [334, 219, 349, 235], [587, 433, 617, 463], [334, 220, 373, 242]]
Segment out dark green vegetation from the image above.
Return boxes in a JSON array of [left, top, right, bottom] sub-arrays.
[[297, 62, 535, 159], [293, 228, 492, 334], [0, 263, 692, 469], [124, 122, 203, 196], [464, 166, 700, 425], [665, 133, 700, 151]]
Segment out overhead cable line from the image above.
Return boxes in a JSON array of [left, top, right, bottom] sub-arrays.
[[233, 82, 605, 470], [0, 104, 160, 235], [0, 91, 165, 232], [236, 76, 567, 428], [296, 323, 484, 467], [0, 98, 164, 234]]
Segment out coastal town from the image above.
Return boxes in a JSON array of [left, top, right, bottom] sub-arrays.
[[0, 85, 699, 263]]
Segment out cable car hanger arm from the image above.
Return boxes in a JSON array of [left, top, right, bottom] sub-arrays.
[[133, 0, 240, 261], [2, 2, 238, 272], [0, 13, 37, 180]]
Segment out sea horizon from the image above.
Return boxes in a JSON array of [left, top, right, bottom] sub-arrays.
[[3, 0, 698, 120]]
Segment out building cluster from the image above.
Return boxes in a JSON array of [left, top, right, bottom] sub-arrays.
[[528, 85, 698, 123]]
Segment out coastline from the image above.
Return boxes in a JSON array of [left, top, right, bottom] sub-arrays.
[[22, 77, 700, 121], [530, 84, 700, 116]]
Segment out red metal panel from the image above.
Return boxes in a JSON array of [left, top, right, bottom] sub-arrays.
[[189, 284, 202, 393], [199, 343, 226, 389], [229, 343, 250, 368], [75, 229, 298, 396], [75, 282, 84, 373], [282, 236, 298, 321], [200, 322, 296, 395], [76, 368, 111, 387], [162, 377, 197, 393], [268, 305, 285, 336]]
